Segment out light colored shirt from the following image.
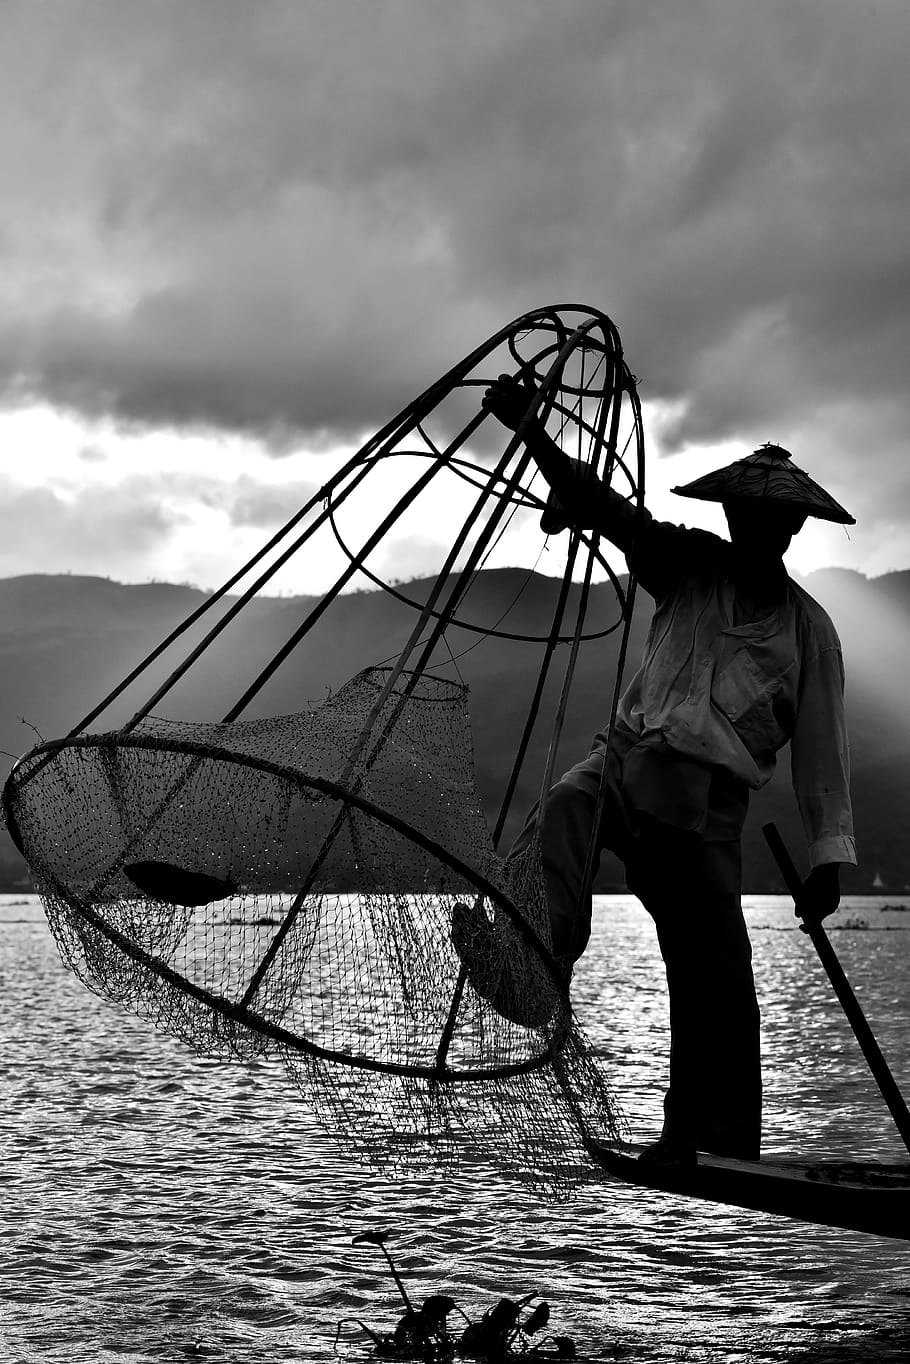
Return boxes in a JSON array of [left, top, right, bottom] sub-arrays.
[[617, 514, 856, 869]]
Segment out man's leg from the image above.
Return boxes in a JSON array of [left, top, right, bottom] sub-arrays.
[[508, 745, 632, 972], [452, 744, 629, 1024], [635, 835, 762, 1159]]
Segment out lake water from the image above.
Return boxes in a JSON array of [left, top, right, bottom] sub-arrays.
[[3, 893, 910, 1363]]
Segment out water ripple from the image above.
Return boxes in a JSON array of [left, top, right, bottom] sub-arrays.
[[3, 895, 910, 1362]]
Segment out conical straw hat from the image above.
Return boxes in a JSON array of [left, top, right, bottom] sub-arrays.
[[672, 443, 855, 524]]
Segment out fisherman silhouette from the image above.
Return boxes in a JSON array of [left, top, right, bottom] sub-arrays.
[[456, 373, 856, 1166]]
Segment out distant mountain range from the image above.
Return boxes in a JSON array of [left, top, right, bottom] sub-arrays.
[[1, 568, 908, 894]]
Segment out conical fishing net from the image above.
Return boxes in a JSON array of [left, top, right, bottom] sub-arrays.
[[3, 305, 643, 1198], [8, 668, 621, 1194]]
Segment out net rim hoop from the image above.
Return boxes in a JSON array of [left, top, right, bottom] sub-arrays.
[[325, 456, 630, 645], [12, 730, 572, 1080], [34, 878, 565, 1082]]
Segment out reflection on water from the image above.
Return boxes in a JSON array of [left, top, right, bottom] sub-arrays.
[[3, 894, 910, 1362]]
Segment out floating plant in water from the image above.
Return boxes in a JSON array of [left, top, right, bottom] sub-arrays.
[[336, 1230, 576, 1360]]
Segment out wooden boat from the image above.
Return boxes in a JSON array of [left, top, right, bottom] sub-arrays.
[[587, 1139, 910, 1241]]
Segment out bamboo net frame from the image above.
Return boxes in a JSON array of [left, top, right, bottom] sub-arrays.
[[3, 304, 645, 1194]]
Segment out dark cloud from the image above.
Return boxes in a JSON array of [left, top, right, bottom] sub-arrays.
[[1, 0, 908, 524]]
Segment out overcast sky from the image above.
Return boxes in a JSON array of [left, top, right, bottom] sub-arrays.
[[2, 0, 908, 593]]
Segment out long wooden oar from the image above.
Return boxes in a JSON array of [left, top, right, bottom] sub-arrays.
[[763, 822, 910, 1157]]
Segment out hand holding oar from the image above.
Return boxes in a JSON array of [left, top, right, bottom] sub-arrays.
[[763, 822, 910, 1158]]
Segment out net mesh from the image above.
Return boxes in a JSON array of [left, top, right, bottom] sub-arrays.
[[7, 667, 624, 1196]]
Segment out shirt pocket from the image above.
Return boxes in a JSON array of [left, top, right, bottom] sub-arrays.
[[712, 646, 785, 757]]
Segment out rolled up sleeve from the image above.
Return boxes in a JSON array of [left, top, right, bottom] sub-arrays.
[[791, 644, 857, 867]]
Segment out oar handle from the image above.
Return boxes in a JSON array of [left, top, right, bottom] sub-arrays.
[[761, 822, 806, 902], [762, 822, 910, 1158]]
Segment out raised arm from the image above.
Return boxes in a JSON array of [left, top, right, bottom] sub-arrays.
[[482, 374, 724, 600], [481, 375, 639, 552]]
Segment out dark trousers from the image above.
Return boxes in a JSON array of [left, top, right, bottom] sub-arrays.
[[513, 767, 762, 1158]]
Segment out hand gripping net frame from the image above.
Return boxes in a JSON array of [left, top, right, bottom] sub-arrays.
[[3, 305, 645, 1198]]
